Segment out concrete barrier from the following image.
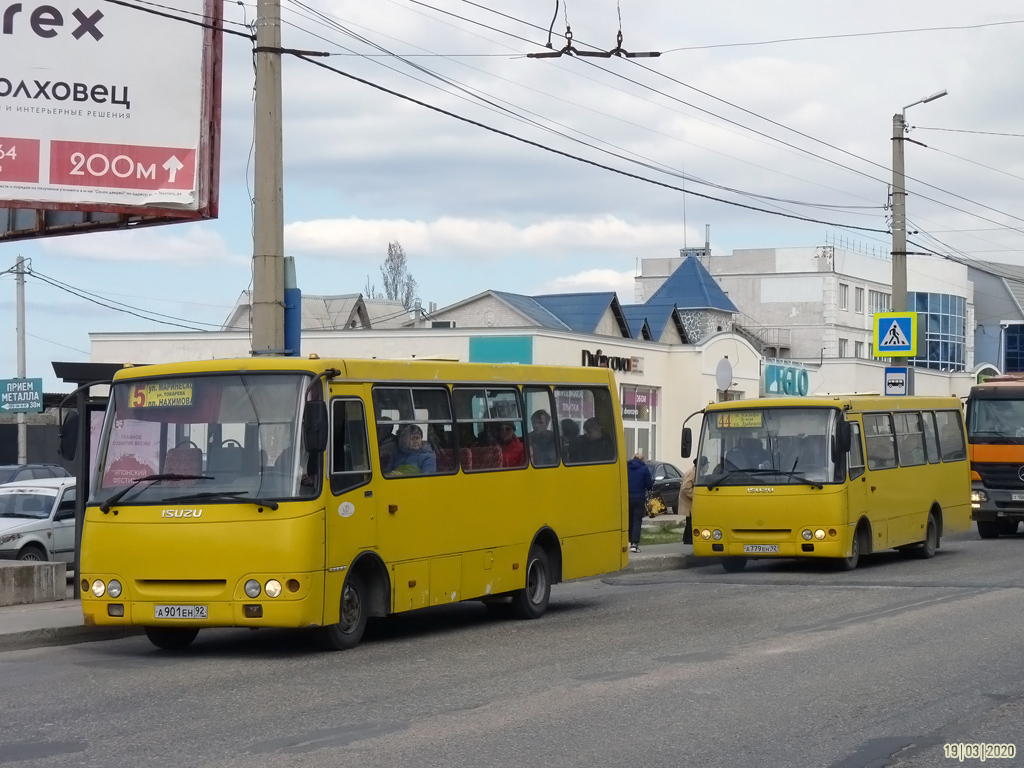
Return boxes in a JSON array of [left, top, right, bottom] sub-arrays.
[[0, 561, 67, 607]]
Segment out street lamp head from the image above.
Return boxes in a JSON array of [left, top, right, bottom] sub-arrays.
[[922, 89, 948, 104]]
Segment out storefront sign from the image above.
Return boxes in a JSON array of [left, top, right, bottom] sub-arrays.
[[582, 349, 640, 373], [764, 362, 809, 397], [621, 387, 657, 421]]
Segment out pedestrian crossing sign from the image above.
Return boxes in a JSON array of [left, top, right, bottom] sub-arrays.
[[873, 312, 917, 357]]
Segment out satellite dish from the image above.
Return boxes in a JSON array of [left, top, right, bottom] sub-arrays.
[[715, 358, 733, 391]]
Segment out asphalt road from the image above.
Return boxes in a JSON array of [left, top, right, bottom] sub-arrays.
[[2, 529, 1023, 768]]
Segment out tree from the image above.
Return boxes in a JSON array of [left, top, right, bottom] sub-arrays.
[[380, 241, 418, 310], [363, 275, 382, 300]]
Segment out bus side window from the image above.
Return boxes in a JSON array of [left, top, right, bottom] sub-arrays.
[[863, 413, 897, 470], [847, 422, 865, 480], [895, 412, 926, 467], [935, 409, 967, 462], [330, 398, 372, 494], [555, 387, 617, 465], [921, 411, 940, 463]]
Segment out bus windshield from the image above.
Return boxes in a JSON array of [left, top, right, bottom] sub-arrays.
[[91, 373, 313, 506], [696, 406, 842, 487], [966, 397, 1024, 444]]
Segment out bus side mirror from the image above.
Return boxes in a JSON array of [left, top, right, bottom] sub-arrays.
[[681, 427, 692, 458], [837, 421, 852, 453], [302, 401, 329, 454], [58, 411, 80, 460]]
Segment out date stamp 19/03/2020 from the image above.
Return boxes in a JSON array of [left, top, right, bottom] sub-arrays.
[[943, 743, 1016, 762]]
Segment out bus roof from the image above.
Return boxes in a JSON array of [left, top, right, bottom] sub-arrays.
[[108, 357, 619, 387], [704, 395, 962, 413]]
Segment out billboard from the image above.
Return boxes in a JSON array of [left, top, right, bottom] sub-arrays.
[[0, 0, 222, 240]]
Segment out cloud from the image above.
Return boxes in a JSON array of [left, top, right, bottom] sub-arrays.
[[543, 268, 637, 299], [37, 225, 247, 265], [285, 215, 689, 260]]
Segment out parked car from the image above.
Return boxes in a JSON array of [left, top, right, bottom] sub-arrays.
[[645, 460, 683, 514], [0, 464, 72, 485], [0, 477, 77, 564]]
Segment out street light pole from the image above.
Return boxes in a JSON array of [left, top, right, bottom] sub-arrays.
[[891, 89, 947, 312], [251, 0, 285, 355]]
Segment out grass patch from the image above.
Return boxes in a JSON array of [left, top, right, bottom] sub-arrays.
[[640, 521, 685, 545]]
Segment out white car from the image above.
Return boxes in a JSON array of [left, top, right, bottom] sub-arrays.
[[0, 477, 77, 564]]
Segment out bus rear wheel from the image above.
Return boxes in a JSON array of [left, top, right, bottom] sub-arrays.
[[913, 513, 939, 559], [977, 520, 1001, 539], [145, 627, 199, 651], [721, 556, 747, 573], [510, 546, 550, 619]]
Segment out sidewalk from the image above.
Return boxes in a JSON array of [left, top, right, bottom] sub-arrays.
[[0, 523, 712, 652]]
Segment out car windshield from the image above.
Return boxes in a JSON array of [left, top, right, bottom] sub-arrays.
[[967, 397, 1024, 443], [0, 490, 57, 519], [90, 372, 314, 506], [696, 407, 843, 487]]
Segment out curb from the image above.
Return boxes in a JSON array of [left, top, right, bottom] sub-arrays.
[[623, 553, 720, 574], [0, 625, 144, 652]]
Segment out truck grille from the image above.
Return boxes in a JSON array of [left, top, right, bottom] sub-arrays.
[[973, 462, 1024, 489]]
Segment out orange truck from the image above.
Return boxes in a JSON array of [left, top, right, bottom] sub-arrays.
[[966, 374, 1024, 538]]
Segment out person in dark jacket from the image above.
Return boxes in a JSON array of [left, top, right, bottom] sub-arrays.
[[626, 451, 654, 553]]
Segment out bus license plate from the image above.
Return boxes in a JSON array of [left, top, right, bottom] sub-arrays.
[[154, 605, 207, 620], [743, 544, 779, 554]]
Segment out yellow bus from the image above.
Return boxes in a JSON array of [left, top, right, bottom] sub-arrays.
[[682, 395, 971, 572], [80, 357, 627, 650]]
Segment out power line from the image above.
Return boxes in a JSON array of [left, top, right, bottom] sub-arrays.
[[913, 126, 1024, 139]]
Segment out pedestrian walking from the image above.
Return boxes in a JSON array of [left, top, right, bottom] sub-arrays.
[[626, 451, 654, 552]]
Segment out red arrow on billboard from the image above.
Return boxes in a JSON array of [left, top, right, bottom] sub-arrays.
[[50, 141, 197, 191]]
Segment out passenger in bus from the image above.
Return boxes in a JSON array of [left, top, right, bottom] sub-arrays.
[[726, 437, 771, 470], [560, 419, 581, 460], [496, 421, 526, 468], [576, 417, 614, 462], [377, 417, 398, 473], [389, 424, 437, 475], [527, 409, 558, 466]]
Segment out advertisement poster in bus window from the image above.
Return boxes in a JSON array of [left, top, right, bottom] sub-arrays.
[[555, 389, 596, 428], [101, 419, 162, 485]]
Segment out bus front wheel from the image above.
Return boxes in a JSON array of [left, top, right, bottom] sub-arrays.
[[838, 529, 863, 571], [977, 520, 1001, 539], [144, 627, 199, 651], [721, 557, 747, 573], [510, 547, 550, 619], [322, 572, 368, 651]]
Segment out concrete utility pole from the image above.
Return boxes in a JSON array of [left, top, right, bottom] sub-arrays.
[[15, 256, 26, 464], [251, 0, 285, 355], [891, 89, 947, 313]]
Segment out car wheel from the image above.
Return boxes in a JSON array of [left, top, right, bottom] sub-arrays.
[[144, 627, 199, 650], [510, 546, 551, 619], [17, 545, 47, 562], [322, 572, 368, 651], [977, 520, 1001, 539]]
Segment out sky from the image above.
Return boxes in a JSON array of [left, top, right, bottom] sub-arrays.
[[3, 0, 1024, 391]]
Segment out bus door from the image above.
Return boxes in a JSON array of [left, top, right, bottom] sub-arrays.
[[861, 412, 902, 549], [845, 420, 869, 541], [326, 392, 378, 575]]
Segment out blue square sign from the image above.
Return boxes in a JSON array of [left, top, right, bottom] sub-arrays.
[[873, 312, 917, 357]]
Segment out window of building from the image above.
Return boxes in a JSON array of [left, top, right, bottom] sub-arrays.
[[907, 292, 967, 372], [855, 287, 865, 313], [621, 385, 658, 460], [1004, 324, 1024, 373], [838, 338, 848, 358], [839, 283, 849, 311], [869, 290, 891, 315], [854, 341, 864, 358]]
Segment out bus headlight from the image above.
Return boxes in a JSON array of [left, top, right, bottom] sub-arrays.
[[802, 529, 813, 541], [91, 579, 106, 598], [107, 580, 122, 598], [814, 529, 826, 540], [711, 529, 722, 540], [971, 490, 987, 503], [700, 529, 712, 540], [264, 579, 282, 598], [244, 579, 261, 598]]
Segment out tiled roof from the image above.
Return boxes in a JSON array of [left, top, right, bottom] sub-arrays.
[[645, 255, 738, 312], [491, 291, 572, 330], [532, 292, 629, 336]]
